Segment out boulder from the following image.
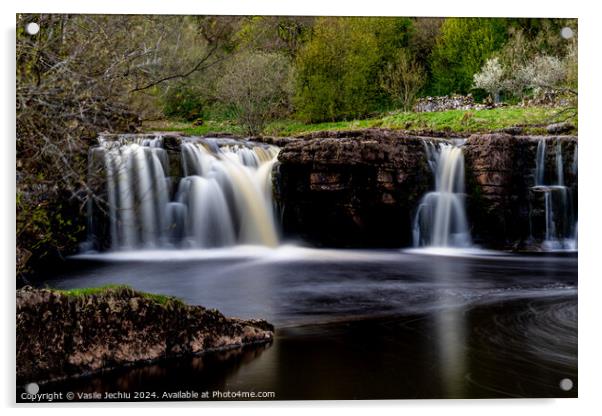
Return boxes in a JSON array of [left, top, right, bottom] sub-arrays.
[[16, 287, 274, 384]]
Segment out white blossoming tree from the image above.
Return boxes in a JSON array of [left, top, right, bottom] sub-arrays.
[[473, 57, 505, 102], [516, 54, 567, 99]]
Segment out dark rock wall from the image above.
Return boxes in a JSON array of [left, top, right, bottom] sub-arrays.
[[17, 287, 274, 384], [274, 130, 577, 250], [273, 130, 434, 247], [463, 134, 577, 249]]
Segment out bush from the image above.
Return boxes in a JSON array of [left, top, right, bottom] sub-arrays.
[[517, 54, 567, 99], [216, 51, 292, 135], [473, 52, 571, 103], [492, 23, 577, 101], [162, 84, 209, 121]]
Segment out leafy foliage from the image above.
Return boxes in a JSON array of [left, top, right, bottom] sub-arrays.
[[16, 14, 239, 279], [294, 17, 413, 122], [294, 18, 381, 122], [472, 22, 577, 104], [430, 18, 508, 95], [473, 57, 505, 100], [216, 51, 293, 135], [380, 49, 426, 110], [162, 83, 210, 121]]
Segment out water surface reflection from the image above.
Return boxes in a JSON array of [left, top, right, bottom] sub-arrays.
[[33, 248, 577, 399]]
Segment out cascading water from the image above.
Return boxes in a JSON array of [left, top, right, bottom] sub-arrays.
[[531, 138, 577, 250], [412, 140, 471, 248], [89, 135, 280, 251]]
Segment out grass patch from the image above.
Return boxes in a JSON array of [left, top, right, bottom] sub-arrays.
[[144, 106, 577, 137], [55, 284, 183, 306], [143, 119, 244, 136]]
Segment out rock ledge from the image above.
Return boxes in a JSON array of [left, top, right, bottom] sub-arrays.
[[16, 286, 274, 384]]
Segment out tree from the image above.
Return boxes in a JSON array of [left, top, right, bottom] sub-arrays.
[[516, 54, 567, 99], [473, 57, 505, 102], [430, 18, 508, 95], [16, 14, 239, 278], [293, 17, 381, 122], [408, 17, 443, 92], [234, 16, 314, 57], [216, 51, 292, 135], [380, 49, 426, 110], [491, 23, 577, 100], [564, 39, 578, 91]]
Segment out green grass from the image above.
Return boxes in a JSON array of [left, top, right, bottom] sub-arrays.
[[143, 105, 577, 137], [143, 119, 245, 136], [55, 284, 183, 306]]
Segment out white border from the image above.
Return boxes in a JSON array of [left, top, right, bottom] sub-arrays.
[[3, 1, 602, 414]]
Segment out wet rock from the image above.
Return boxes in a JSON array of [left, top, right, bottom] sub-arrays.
[[464, 134, 577, 249], [161, 133, 183, 152], [16, 287, 274, 384]]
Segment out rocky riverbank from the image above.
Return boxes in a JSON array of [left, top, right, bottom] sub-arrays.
[[16, 286, 274, 384]]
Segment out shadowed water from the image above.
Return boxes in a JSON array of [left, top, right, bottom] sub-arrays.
[[30, 247, 577, 400]]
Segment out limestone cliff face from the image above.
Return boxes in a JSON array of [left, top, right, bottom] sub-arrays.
[[463, 133, 577, 249], [16, 287, 273, 384], [273, 129, 433, 247], [273, 129, 577, 250]]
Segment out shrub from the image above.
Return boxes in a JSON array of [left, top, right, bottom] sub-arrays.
[[162, 84, 209, 121], [516, 54, 567, 99]]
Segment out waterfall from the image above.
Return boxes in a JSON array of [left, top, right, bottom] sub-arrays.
[[535, 138, 546, 186], [90, 135, 280, 251], [413, 140, 471, 248], [101, 137, 170, 249], [555, 140, 564, 186], [531, 138, 577, 250]]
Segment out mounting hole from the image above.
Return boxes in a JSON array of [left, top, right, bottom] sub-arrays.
[[559, 378, 574, 391], [25, 22, 40, 35], [560, 27, 574, 40], [25, 382, 39, 395]]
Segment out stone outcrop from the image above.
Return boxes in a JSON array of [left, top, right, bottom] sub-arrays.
[[273, 129, 434, 247], [16, 287, 274, 384], [546, 122, 576, 135], [463, 133, 577, 249], [273, 129, 577, 250], [91, 129, 578, 251], [413, 94, 499, 112]]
